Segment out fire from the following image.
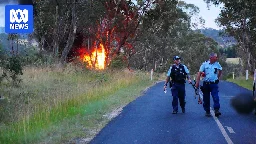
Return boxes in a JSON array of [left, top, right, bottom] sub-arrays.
[[83, 44, 106, 70]]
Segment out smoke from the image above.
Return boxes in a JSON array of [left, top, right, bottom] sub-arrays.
[[0, 0, 17, 4], [0, 0, 18, 27], [0, 0, 33, 28], [0, 0, 32, 4], [18, 0, 33, 5]]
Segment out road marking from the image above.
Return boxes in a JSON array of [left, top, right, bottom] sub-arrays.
[[221, 96, 234, 99], [210, 109, 234, 144], [223, 97, 233, 99], [225, 126, 235, 134], [222, 96, 234, 98]]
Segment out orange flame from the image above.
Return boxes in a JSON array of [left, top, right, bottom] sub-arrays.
[[83, 44, 106, 70]]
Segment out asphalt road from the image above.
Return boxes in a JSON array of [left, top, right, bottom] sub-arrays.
[[90, 81, 256, 144]]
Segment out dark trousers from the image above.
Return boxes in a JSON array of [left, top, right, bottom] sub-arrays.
[[171, 83, 186, 111], [202, 83, 220, 112]]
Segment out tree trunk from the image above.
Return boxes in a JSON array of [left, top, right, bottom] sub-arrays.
[[53, 5, 59, 58], [59, 3, 77, 65], [244, 27, 252, 72], [16, 37, 18, 55], [39, 36, 45, 54]]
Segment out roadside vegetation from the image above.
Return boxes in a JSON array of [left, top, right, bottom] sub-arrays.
[[227, 77, 254, 91], [0, 65, 157, 143], [1, 0, 256, 143]]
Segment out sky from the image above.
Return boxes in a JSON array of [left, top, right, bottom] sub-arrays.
[[0, 4, 5, 27], [0, 0, 18, 27], [182, 0, 223, 30], [0, 0, 222, 30]]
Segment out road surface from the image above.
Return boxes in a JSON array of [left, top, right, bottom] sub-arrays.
[[90, 81, 256, 144]]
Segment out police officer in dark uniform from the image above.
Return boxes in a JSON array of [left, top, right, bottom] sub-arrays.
[[164, 56, 192, 114], [195, 53, 222, 117]]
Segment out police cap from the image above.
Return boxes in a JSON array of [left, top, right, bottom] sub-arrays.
[[173, 56, 181, 60]]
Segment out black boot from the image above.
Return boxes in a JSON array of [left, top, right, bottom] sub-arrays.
[[215, 109, 221, 117], [182, 107, 185, 113], [205, 111, 211, 117]]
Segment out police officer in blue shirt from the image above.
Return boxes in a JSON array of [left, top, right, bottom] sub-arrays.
[[195, 53, 222, 117], [164, 56, 192, 114]]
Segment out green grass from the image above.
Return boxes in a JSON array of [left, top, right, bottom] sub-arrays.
[[0, 66, 156, 144], [227, 76, 254, 91]]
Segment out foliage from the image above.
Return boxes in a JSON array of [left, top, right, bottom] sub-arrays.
[[178, 32, 221, 74], [219, 45, 237, 58], [21, 47, 56, 66], [5, 56, 23, 82], [0, 67, 153, 143], [200, 28, 236, 48], [31, 0, 106, 62], [31, 0, 155, 66], [223, 72, 233, 80], [204, 0, 256, 72], [0, 45, 23, 85], [108, 55, 126, 69], [17, 0, 229, 72], [129, 0, 223, 74], [0, 33, 28, 52], [222, 63, 242, 80], [227, 77, 254, 91]]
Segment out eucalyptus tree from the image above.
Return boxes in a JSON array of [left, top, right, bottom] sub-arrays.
[[130, 0, 188, 71], [178, 32, 219, 73], [130, 0, 217, 74], [204, 0, 256, 72], [32, 0, 106, 65], [31, 0, 156, 67]]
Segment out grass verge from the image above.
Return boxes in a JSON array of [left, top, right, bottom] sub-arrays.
[[0, 66, 158, 144], [226, 76, 254, 91]]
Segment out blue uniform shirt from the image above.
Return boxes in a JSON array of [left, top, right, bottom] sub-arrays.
[[166, 64, 190, 77], [199, 60, 222, 82]]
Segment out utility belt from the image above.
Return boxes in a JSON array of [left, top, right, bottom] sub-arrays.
[[169, 80, 185, 88], [172, 80, 185, 84], [203, 80, 219, 85]]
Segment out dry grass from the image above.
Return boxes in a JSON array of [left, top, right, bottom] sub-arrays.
[[0, 65, 155, 144], [1, 66, 92, 121]]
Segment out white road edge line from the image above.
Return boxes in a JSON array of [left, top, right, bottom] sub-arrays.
[[210, 109, 234, 144]]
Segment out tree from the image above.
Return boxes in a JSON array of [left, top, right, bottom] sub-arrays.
[[204, 0, 256, 72], [129, 0, 220, 74], [31, 0, 106, 65], [31, 0, 155, 68]]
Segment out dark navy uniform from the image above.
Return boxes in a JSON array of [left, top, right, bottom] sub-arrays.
[[167, 63, 190, 113]]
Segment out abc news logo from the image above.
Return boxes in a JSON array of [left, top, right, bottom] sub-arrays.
[[10, 9, 29, 30], [5, 5, 33, 33]]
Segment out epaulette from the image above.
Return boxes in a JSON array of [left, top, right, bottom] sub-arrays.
[[201, 61, 207, 65]]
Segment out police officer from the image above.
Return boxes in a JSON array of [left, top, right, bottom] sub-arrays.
[[164, 56, 192, 114], [195, 53, 222, 117]]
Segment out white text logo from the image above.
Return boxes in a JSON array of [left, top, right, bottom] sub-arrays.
[[10, 9, 28, 23]]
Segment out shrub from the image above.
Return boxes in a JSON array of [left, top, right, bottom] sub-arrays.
[[222, 63, 241, 80], [0, 46, 23, 85], [21, 47, 55, 66], [223, 73, 233, 80], [108, 55, 126, 69]]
